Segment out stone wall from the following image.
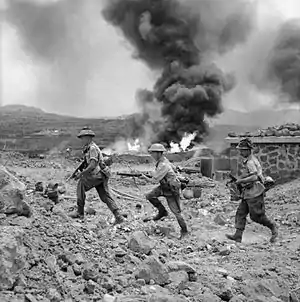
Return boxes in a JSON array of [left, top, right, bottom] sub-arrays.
[[228, 138, 300, 183]]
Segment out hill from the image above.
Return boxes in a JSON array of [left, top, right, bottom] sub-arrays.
[[0, 105, 298, 152]]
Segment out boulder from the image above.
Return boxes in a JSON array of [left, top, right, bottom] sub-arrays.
[[135, 256, 169, 285], [128, 231, 156, 255], [0, 166, 31, 217], [0, 226, 26, 290], [242, 278, 290, 302]]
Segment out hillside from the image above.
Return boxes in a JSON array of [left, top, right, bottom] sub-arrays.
[[0, 105, 298, 152]]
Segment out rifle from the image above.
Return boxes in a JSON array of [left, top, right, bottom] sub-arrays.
[[176, 166, 201, 174], [66, 159, 87, 182], [117, 172, 152, 178], [227, 173, 243, 194]]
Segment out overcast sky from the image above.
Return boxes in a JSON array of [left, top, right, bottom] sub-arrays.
[[1, 0, 300, 117]]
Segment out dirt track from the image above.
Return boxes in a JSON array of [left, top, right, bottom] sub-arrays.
[[0, 156, 299, 302]]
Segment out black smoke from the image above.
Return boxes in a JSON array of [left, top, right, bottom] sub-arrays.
[[266, 20, 300, 103], [102, 0, 255, 145]]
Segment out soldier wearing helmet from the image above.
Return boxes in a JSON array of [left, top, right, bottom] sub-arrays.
[[141, 143, 188, 239], [226, 138, 278, 243], [69, 127, 124, 224]]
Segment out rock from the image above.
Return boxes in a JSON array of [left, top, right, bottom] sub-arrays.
[[47, 288, 62, 302], [52, 205, 69, 219], [135, 256, 169, 285], [86, 206, 96, 215], [0, 226, 26, 290], [74, 253, 85, 265], [82, 263, 99, 281], [9, 216, 32, 228], [84, 280, 97, 294], [169, 271, 189, 287], [73, 263, 81, 276], [115, 247, 127, 257], [166, 261, 196, 274], [148, 293, 188, 302], [242, 278, 290, 302], [101, 276, 115, 291], [214, 214, 227, 226], [128, 231, 156, 255], [0, 166, 31, 217], [102, 294, 116, 302]]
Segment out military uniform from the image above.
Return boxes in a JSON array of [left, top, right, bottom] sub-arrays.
[[70, 128, 123, 223], [226, 138, 278, 243], [145, 144, 188, 238]]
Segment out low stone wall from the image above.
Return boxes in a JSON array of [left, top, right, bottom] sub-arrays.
[[226, 137, 300, 183]]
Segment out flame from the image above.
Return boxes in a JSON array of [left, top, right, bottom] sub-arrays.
[[170, 132, 197, 153], [127, 138, 142, 152]]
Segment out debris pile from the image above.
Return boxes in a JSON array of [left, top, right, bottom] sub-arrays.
[[228, 123, 300, 137], [0, 159, 299, 302]]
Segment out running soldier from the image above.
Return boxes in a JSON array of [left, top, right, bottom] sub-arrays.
[[226, 138, 278, 243], [142, 143, 188, 239], [69, 127, 124, 224]]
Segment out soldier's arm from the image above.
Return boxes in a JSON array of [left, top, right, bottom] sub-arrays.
[[237, 161, 258, 184], [151, 163, 169, 182]]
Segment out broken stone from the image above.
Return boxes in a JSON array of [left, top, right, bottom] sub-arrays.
[[101, 276, 115, 291], [114, 247, 127, 257], [86, 206, 96, 215], [128, 231, 156, 255], [82, 263, 99, 282], [166, 261, 196, 274], [47, 288, 62, 302], [102, 294, 116, 302], [84, 280, 97, 294], [72, 263, 81, 276], [0, 226, 26, 290], [74, 253, 85, 265], [135, 256, 169, 285], [214, 214, 227, 226], [242, 278, 290, 302], [148, 293, 188, 302], [168, 271, 189, 287], [0, 166, 31, 217]]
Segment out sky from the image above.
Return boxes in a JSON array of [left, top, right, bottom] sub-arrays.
[[1, 0, 300, 117]]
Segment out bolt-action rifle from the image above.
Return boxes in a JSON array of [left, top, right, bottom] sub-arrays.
[[66, 159, 87, 182]]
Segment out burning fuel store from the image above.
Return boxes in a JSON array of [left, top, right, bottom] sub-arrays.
[[225, 124, 300, 183]]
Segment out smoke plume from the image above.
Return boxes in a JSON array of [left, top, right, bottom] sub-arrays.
[[2, 0, 151, 117], [263, 20, 300, 103], [102, 0, 256, 145]]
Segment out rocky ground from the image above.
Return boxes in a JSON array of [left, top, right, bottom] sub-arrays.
[[0, 155, 299, 302]]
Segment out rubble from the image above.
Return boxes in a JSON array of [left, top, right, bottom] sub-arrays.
[[0, 155, 299, 301], [0, 165, 31, 217], [0, 226, 26, 290], [228, 123, 300, 137]]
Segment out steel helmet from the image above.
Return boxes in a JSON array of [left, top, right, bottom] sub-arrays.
[[237, 138, 253, 150], [148, 143, 166, 152], [77, 127, 95, 138]]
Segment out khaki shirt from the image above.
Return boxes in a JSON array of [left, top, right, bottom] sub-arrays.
[[152, 156, 180, 188], [84, 141, 103, 178], [241, 154, 265, 199]]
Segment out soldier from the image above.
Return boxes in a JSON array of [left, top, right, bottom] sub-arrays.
[[69, 127, 124, 224], [141, 143, 188, 239], [226, 138, 278, 243]]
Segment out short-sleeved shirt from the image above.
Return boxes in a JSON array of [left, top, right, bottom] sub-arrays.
[[84, 141, 103, 178], [241, 154, 265, 199], [152, 156, 180, 189]]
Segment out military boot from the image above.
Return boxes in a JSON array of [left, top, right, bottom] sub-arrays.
[[69, 206, 84, 220], [113, 210, 125, 225], [143, 205, 168, 222], [269, 224, 278, 243], [226, 229, 243, 243]]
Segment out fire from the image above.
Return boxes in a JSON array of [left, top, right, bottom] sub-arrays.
[[127, 138, 142, 152], [170, 132, 197, 153]]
